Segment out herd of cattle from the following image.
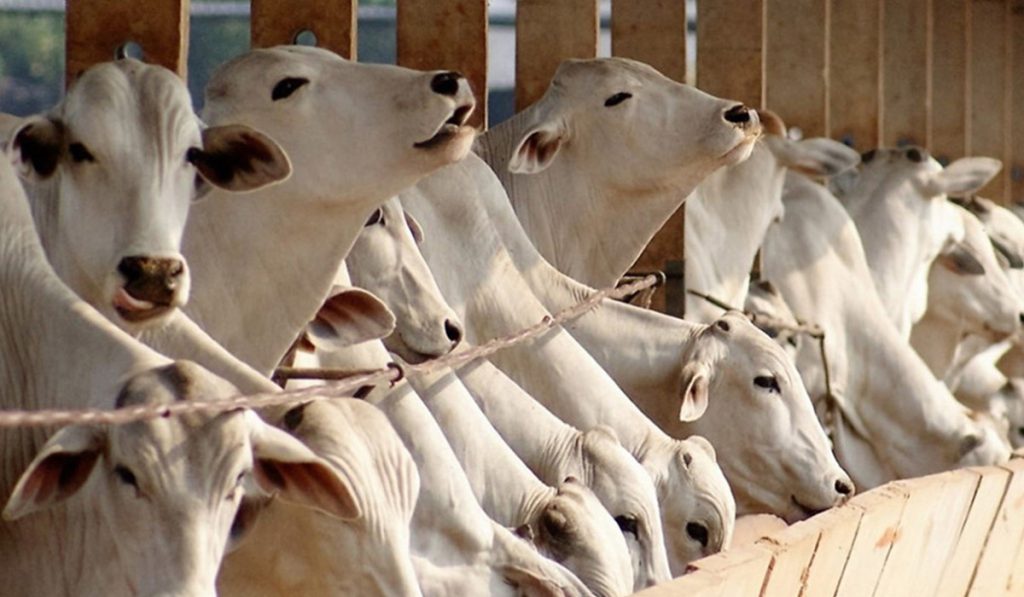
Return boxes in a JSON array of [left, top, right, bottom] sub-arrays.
[[0, 44, 1021, 596]]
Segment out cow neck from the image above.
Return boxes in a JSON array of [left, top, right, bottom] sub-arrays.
[[479, 122, 689, 289], [455, 359, 591, 482], [766, 175, 975, 481], [402, 159, 666, 455], [407, 367, 556, 529], [369, 378, 497, 562], [180, 187, 371, 375]]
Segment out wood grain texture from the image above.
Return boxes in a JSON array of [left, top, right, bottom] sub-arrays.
[[696, 0, 765, 108], [828, 0, 881, 150], [930, 0, 970, 164], [66, 0, 189, 83], [1010, 0, 1024, 204], [881, 0, 932, 148], [764, 0, 829, 137], [968, 0, 1010, 202], [251, 0, 356, 59], [515, 0, 599, 111], [398, 0, 488, 128]]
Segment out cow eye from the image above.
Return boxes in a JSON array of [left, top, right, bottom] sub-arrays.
[[185, 147, 202, 165], [68, 142, 95, 163], [754, 375, 781, 393], [113, 465, 138, 488], [365, 208, 384, 226], [614, 515, 639, 538], [604, 92, 632, 107], [271, 77, 309, 101]]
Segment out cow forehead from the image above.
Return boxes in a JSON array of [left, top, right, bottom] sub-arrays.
[[553, 57, 666, 89]]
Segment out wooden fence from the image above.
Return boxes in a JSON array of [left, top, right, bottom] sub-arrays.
[[636, 454, 1024, 597], [61, 0, 1024, 292]]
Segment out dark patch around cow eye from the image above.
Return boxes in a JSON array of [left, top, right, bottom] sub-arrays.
[[754, 375, 781, 393], [365, 208, 384, 227], [271, 77, 309, 101], [69, 142, 95, 163], [906, 147, 925, 163], [114, 465, 138, 488], [185, 147, 202, 165], [615, 515, 639, 538], [686, 522, 709, 547], [604, 92, 633, 107], [715, 320, 731, 332]]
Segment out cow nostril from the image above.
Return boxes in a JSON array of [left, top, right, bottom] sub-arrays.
[[444, 319, 463, 344], [430, 71, 463, 97], [1018, 312, 1024, 325], [723, 104, 751, 124], [168, 260, 185, 278], [117, 257, 145, 282], [685, 522, 709, 548], [835, 478, 854, 496]]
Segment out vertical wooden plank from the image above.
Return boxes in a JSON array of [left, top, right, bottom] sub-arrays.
[[696, 0, 765, 107], [66, 0, 189, 83], [764, 0, 829, 137], [516, 0, 599, 111], [834, 486, 909, 597], [930, 0, 970, 164], [969, 0, 1009, 201], [611, 0, 687, 81], [881, 0, 932, 148], [251, 0, 357, 59], [1012, 1, 1024, 204], [799, 507, 865, 597], [828, 0, 881, 150], [398, 0, 489, 129], [968, 460, 1024, 596], [612, 0, 687, 311]]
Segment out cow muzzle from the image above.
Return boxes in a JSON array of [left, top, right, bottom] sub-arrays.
[[114, 255, 187, 323]]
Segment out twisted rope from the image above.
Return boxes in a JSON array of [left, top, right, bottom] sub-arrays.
[[0, 275, 660, 428]]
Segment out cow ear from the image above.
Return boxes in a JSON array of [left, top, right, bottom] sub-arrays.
[[9, 116, 64, 181], [508, 119, 566, 175], [245, 411, 361, 520], [919, 157, 1002, 197], [678, 361, 711, 422], [937, 241, 986, 276], [305, 285, 396, 351], [991, 236, 1024, 269], [769, 136, 861, 177], [500, 565, 564, 597], [3, 425, 104, 520], [404, 210, 425, 244], [192, 124, 292, 193]]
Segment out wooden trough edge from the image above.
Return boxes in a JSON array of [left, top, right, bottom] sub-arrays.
[[634, 450, 1024, 597]]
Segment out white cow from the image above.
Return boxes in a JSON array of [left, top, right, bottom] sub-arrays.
[[762, 171, 1009, 489], [11, 58, 291, 332], [683, 111, 860, 321], [405, 154, 851, 522], [476, 57, 761, 289], [909, 204, 1024, 382], [0, 156, 354, 596], [217, 399, 423, 597], [838, 146, 1002, 337]]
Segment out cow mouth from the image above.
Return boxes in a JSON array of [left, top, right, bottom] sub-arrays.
[[112, 287, 173, 323], [787, 496, 827, 523], [385, 333, 455, 365], [414, 103, 475, 150]]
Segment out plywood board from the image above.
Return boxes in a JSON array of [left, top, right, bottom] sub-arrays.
[[800, 506, 865, 597], [968, 459, 1024, 595], [251, 0, 356, 59], [764, 0, 829, 137], [930, 0, 970, 164], [968, 0, 1010, 202], [66, 0, 189, 83], [881, 0, 932, 148], [397, 0, 488, 128], [515, 0, 599, 111], [696, 0, 765, 108], [833, 486, 909, 597], [828, 0, 881, 150], [686, 544, 775, 596], [757, 527, 823, 597]]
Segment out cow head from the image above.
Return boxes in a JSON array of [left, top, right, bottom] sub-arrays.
[[347, 197, 464, 363], [9, 59, 290, 332], [3, 361, 357, 597], [201, 46, 476, 213], [505, 57, 761, 192], [671, 312, 854, 523]]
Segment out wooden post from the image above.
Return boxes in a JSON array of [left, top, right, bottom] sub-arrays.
[[881, 0, 932, 149], [969, 0, 1011, 202], [828, 0, 881, 150], [612, 0, 688, 314], [397, 0, 489, 129], [66, 0, 190, 84], [1012, 1, 1024, 204], [696, 0, 765, 108], [930, 0, 971, 165], [764, 0, 829, 137], [516, 0, 600, 112], [250, 0, 357, 59]]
